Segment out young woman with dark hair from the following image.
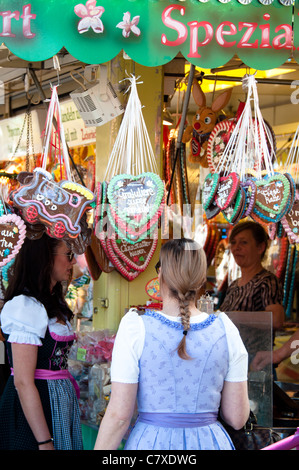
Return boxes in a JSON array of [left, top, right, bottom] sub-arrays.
[[95, 238, 249, 450], [0, 234, 83, 450]]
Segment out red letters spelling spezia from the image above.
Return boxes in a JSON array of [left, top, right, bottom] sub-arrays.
[[0, 4, 36, 38], [161, 6, 293, 57]]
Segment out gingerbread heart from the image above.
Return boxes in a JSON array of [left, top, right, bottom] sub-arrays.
[[110, 231, 158, 272], [107, 173, 164, 231], [202, 173, 220, 210], [107, 196, 164, 240], [284, 173, 296, 210], [0, 214, 27, 267], [105, 234, 141, 281], [107, 212, 159, 244], [281, 193, 299, 244], [253, 173, 291, 223], [222, 187, 246, 225], [204, 199, 221, 220], [107, 249, 140, 280], [206, 119, 236, 173], [241, 179, 257, 217], [215, 172, 240, 210], [268, 222, 278, 241]]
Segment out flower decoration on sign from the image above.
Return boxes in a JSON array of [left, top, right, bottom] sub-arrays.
[[116, 11, 141, 38], [74, 0, 105, 34]]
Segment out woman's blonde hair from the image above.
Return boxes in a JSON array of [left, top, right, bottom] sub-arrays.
[[159, 238, 207, 360]]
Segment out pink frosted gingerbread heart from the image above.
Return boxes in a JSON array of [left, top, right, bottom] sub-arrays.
[[0, 214, 26, 267]]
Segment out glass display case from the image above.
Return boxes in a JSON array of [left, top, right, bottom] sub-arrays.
[[226, 311, 273, 427]]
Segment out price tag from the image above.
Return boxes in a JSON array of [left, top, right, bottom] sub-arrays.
[[77, 347, 87, 362]]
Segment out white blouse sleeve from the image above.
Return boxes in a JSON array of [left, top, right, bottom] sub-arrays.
[[0, 295, 48, 346], [218, 312, 248, 382], [110, 309, 145, 383]]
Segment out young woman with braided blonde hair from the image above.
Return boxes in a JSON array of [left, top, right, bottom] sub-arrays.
[[95, 238, 250, 451]]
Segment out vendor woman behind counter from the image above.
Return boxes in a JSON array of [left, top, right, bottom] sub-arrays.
[[220, 221, 284, 330]]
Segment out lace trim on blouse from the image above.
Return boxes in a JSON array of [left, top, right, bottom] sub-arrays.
[[143, 309, 217, 330]]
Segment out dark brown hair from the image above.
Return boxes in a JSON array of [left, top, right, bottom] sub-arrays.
[[4, 233, 73, 322], [229, 221, 269, 259], [159, 238, 207, 360]]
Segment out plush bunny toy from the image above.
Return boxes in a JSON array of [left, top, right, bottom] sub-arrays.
[[182, 80, 232, 167]]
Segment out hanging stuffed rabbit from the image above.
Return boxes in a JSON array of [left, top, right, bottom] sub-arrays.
[[182, 79, 232, 167]]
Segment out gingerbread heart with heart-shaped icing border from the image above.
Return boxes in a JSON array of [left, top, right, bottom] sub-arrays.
[[206, 119, 236, 174], [202, 173, 220, 210], [105, 226, 141, 281], [107, 196, 165, 240], [110, 230, 158, 272], [253, 173, 291, 223], [0, 214, 27, 267], [107, 172, 164, 231], [214, 172, 240, 211], [98, 225, 139, 280]]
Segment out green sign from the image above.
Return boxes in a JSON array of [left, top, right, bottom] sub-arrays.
[[0, 0, 296, 70]]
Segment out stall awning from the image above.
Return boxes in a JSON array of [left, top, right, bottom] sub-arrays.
[[1, 0, 298, 70]]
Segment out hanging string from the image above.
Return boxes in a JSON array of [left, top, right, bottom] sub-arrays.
[[284, 123, 299, 184], [215, 73, 275, 180], [41, 86, 72, 181], [12, 98, 36, 172], [104, 73, 158, 181]]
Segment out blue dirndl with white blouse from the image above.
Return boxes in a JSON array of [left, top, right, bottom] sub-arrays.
[[124, 310, 235, 450], [0, 295, 83, 450]]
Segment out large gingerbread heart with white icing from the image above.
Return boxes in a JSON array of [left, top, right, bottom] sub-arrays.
[[0, 214, 26, 267], [107, 196, 164, 242], [107, 173, 164, 231], [215, 172, 240, 211], [252, 173, 291, 223]]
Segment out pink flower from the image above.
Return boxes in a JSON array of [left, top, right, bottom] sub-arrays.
[[116, 11, 140, 38], [74, 0, 105, 34]]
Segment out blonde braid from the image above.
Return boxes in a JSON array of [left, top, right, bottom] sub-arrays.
[[159, 237, 207, 361], [177, 290, 195, 360]]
